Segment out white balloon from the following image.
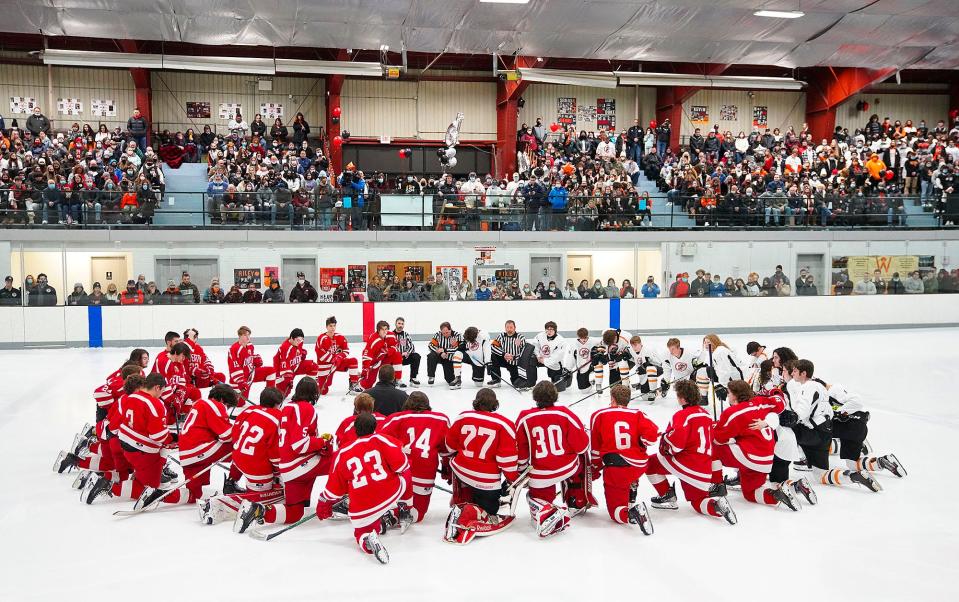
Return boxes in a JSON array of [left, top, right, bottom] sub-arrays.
[[447, 157, 458, 167], [444, 147, 457, 159]]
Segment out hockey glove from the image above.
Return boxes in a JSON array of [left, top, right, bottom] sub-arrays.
[[659, 380, 670, 395], [692, 358, 705, 369], [714, 384, 728, 401], [315, 500, 334, 521], [706, 366, 718, 382], [778, 409, 799, 428], [658, 437, 673, 458], [440, 456, 452, 483], [253, 355, 263, 368]]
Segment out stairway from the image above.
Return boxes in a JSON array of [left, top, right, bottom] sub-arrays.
[[155, 163, 208, 226], [635, 171, 697, 228], [900, 196, 939, 228]]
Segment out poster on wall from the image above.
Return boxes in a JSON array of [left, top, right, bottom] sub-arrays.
[[90, 99, 116, 117], [474, 246, 495, 265], [752, 105, 768, 127], [234, 268, 262, 288], [368, 261, 432, 283], [218, 103, 242, 120], [690, 105, 709, 125], [596, 98, 616, 130], [577, 104, 597, 124], [720, 104, 738, 121], [260, 103, 284, 119], [9, 96, 37, 114], [263, 266, 279, 287], [557, 97, 577, 127], [831, 255, 924, 287], [187, 101, 211, 119], [436, 266, 468, 292], [57, 98, 83, 115], [319, 267, 346, 289], [348, 264, 367, 292]]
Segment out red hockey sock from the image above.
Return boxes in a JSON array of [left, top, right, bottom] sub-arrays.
[[161, 488, 197, 505], [263, 503, 307, 524], [412, 492, 432, 523], [112, 479, 147, 500], [648, 475, 670, 496]]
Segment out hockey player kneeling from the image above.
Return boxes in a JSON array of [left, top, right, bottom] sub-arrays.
[[444, 388, 523, 544], [315, 413, 414, 564], [516, 381, 589, 538]]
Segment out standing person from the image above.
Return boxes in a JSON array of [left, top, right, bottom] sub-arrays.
[[291, 112, 311, 146], [127, 108, 149, 152], [263, 279, 285, 303], [444, 388, 520, 544], [182, 328, 226, 391], [314, 413, 413, 564], [315, 316, 361, 395], [29, 273, 57, 306], [426, 321, 463, 389], [531, 321, 570, 391], [359, 320, 403, 389], [393, 317, 421, 386], [289, 271, 318, 302], [589, 384, 658, 531], [0, 275, 22, 306], [711, 381, 800, 511], [26, 106, 51, 138], [81, 373, 171, 504], [461, 326, 494, 387], [382, 391, 451, 522], [227, 326, 276, 400], [515, 381, 589, 538], [488, 320, 533, 389], [365, 365, 408, 416], [234, 378, 335, 532], [272, 328, 319, 397], [644, 380, 738, 524], [640, 276, 660, 298]]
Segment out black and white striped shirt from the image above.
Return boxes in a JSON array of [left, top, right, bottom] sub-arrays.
[[429, 330, 462, 354], [393, 330, 415, 356], [492, 332, 526, 364]]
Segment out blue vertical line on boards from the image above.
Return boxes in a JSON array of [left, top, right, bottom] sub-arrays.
[[609, 298, 620, 330], [88, 305, 103, 348]]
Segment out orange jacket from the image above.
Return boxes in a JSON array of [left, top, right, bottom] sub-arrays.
[[865, 155, 886, 180]]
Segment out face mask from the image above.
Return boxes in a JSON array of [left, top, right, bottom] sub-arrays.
[[26, 279, 34, 286], [298, 279, 305, 284], [48, 183, 55, 189]]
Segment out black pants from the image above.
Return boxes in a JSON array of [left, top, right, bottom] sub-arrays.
[[576, 369, 592, 390], [794, 423, 832, 471], [460, 352, 487, 383], [832, 413, 869, 461], [402, 352, 421, 379], [770, 456, 791, 484], [539, 362, 571, 392], [427, 351, 457, 383], [490, 354, 520, 385], [489, 344, 535, 387], [469, 485, 501, 516]]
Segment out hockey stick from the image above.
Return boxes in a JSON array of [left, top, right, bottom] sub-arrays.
[[567, 364, 641, 408], [708, 344, 718, 420], [112, 450, 232, 517], [248, 512, 317, 541], [434, 483, 453, 495]]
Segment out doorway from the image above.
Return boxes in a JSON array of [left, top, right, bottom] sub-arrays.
[[566, 255, 592, 285], [282, 257, 318, 286], [530, 255, 562, 288], [91, 256, 128, 290], [796, 253, 825, 295], [155, 258, 219, 290]]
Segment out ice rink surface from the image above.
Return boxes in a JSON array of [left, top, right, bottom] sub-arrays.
[[1, 327, 955, 602]]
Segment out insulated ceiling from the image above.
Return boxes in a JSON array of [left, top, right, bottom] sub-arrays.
[[2, 0, 958, 69]]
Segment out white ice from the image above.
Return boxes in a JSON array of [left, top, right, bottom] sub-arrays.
[[1, 328, 955, 602]]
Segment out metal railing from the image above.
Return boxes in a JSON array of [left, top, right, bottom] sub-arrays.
[[0, 192, 953, 231]]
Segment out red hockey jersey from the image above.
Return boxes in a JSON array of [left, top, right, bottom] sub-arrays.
[[184, 337, 216, 380], [335, 412, 387, 450], [273, 339, 308, 386], [228, 341, 264, 391], [179, 397, 233, 467], [231, 406, 282, 487], [382, 410, 451, 494], [315, 332, 351, 364], [362, 331, 398, 364], [93, 366, 127, 409], [159, 360, 190, 409], [515, 406, 589, 488], [713, 397, 780, 473], [117, 391, 170, 454], [589, 406, 660, 470], [151, 350, 171, 377], [321, 433, 410, 528], [278, 400, 332, 481], [658, 405, 714, 491], [446, 410, 518, 490]]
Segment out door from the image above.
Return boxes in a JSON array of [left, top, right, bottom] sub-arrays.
[[155, 258, 218, 290], [566, 255, 592, 285], [796, 254, 825, 296], [530, 256, 562, 288], [91, 256, 128, 290], [282, 257, 318, 286]]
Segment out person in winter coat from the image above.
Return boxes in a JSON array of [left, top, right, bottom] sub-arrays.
[[67, 283, 89, 306], [204, 281, 226, 303], [178, 272, 200, 304], [26, 107, 51, 138], [430, 274, 450, 301], [669, 273, 689, 298], [29, 273, 58, 306], [688, 270, 709, 297], [563, 279, 581, 299], [242, 283, 263, 303], [475, 281, 492, 301], [619, 279, 636, 299], [577, 279, 590, 299], [708, 275, 726, 297], [160, 280, 182, 304], [127, 108, 150, 152], [887, 272, 907, 294], [143, 282, 162, 304], [590, 279, 607, 299], [119, 280, 144, 305], [289, 272, 319, 303], [455, 279, 475, 301], [224, 285, 244, 303], [743, 273, 761, 297], [604, 278, 620, 299], [263, 280, 285, 303], [641, 276, 660, 298]]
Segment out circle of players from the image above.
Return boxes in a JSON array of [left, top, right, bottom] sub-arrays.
[[53, 317, 907, 565]]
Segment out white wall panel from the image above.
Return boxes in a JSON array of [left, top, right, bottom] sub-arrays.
[[0, 64, 136, 130], [416, 81, 496, 139], [835, 93, 948, 133], [681, 89, 806, 139], [341, 79, 418, 138], [150, 71, 325, 136]]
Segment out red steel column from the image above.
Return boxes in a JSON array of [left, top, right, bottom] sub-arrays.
[[804, 67, 897, 140], [495, 56, 535, 178]]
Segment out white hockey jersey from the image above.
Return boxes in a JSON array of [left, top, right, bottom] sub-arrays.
[[742, 352, 768, 386], [463, 329, 493, 366], [694, 345, 744, 385], [827, 383, 866, 414], [602, 330, 632, 361], [626, 343, 663, 368], [662, 347, 695, 382], [566, 337, 598, 373], [533, 332, 567, 369]]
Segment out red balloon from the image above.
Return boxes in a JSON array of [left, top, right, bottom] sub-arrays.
[[549, 123, 560, 132], [332, 135, 343, 147], [884, 170, 894, 181], [332, 106, 342, 118]]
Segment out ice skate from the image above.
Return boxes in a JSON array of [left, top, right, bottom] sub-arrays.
[[707, 482, 727, 498], [849, 470, 883, 492], [449, 376, 462, 390], [650, 484, 678, 510], [82, 476, 114, 504], [198, 498, 233, 525], [53, 450, 79, 474], [133, 486, 167, 511], [72, 470, 94, 490], [878, 454, 907, 478], [628, 501, 654, 535], [233, 501, 266, 534], [360, 531, 389, 564], [713, 496, 737, 525], [791, 478, 818, 505], [773, 484, 801, 511]]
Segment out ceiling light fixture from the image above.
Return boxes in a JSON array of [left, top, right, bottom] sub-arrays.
[[754, 10, 805, 18], [480, 0, 531, 4]]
